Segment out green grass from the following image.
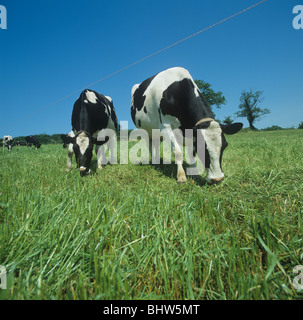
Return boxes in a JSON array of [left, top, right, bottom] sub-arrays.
[[0, 129, 303, 300]]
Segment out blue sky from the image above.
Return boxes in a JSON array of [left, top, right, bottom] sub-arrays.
[[1, 0, 302, 137]]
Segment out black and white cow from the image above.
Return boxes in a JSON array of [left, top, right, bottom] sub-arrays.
[[15, 141, 27, 146], [2, 135, 13, 151], [131, 67, 243, 184], [25, 136, 41, 149], [61, 89, 118, 176]]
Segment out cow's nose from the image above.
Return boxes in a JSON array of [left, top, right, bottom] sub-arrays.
[[80, 166, 88, 177], [209, 177, 224, 185], [80, 167, 90, 177]]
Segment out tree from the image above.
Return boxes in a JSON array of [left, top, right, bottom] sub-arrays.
[[194, 80, 227, 116], [298, 121, 303, 129], [235, 89, 270, 130], [223, 116, 234, 125]]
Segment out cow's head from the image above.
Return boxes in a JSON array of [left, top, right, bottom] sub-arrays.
[[61, 131, 108, 176], [193, 120, 243, 184]]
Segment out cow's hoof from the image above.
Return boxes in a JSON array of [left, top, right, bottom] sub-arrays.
[[177, 177, 187, 184]]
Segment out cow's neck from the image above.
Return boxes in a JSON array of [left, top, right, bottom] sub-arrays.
[[79, 108, 93, 135], [185, 104, 214, 129]]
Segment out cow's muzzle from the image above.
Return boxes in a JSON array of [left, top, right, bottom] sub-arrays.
[[80, 166, 90, 176], [208, 177, 224, 185]]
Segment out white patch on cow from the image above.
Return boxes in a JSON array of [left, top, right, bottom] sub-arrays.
[[85, 90, 98, 104], [193, 83, 201, 98], [76, 132, 89, 155], [105, 96, 112, 103], [103, 103, 110, 116], [201, 121, 224, 181], [131, 84, 140, 97], [84, 99, 88, 103]]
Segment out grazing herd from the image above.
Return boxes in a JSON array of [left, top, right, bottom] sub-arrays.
[[4, 67, 243, 184], [2, 135, 41, 151]]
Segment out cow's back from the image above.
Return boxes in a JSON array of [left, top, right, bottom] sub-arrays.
[[72, 89, 118, 135], [131, 67, 211, 134]]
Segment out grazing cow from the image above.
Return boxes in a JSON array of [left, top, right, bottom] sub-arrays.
[[25, 136, 41, 149], [131, 67, 243, 184], [63, 130, 75, 171], [61, 89, 118, 176], [3, 135, 13, 151], [15, 141, 27, 146]]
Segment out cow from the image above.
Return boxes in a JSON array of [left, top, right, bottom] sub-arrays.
[[25, 136, 41, 149], [131, 67, 243, 184], [15, 141, 27, 146], [63, 130, 75, 171], [61, 89, 118, 176], [2, 135, 13, 151]]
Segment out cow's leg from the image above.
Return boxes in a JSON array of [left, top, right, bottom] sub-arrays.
[[161, 127, 187, 183], [66, 143, 73, 171], [96, 145, 105, 170]]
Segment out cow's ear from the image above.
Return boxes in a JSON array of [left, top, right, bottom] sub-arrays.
[[220, 122, 243, 135], [92, 136, 109, 146], [61, 134, 75, 144]]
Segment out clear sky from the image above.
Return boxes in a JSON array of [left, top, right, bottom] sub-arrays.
[[1, 0, 302, 137]]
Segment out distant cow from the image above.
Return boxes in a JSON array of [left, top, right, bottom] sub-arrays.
[[2, 135, 13, 151], [25, 136, 41, 149], [15, 141, 27, 146], [131, 67, 243, 184], [61, 89, 118, 176]]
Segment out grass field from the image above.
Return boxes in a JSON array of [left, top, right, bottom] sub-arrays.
[[0, 129, 303, 300]]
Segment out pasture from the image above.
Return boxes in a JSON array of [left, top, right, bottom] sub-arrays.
[[0, 129, 303, 300]]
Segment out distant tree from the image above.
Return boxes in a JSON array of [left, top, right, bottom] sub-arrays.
[[262, 125, 284, 131], [194, 80, 227, 116], [223, 116, 234, 125], [235, 89, 270, 130], [298, 121, 303, 129]]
